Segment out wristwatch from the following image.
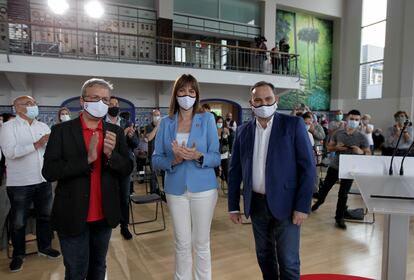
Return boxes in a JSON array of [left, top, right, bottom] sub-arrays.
[[197, 155, 204, 165]]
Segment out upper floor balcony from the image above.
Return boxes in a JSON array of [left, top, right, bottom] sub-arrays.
[[0, 6, 300, 91]]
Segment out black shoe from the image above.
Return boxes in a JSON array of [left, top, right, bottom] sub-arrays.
[[311, 201, 322, 212], [38, 248, 61, 259], [335, 219, 347, 230], [121, 226, 133, 240], [9, 257, 24, 272]]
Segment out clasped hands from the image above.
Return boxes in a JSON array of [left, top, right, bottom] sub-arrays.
[[88, 131, 117, 164], [171, 140, 202, 166]]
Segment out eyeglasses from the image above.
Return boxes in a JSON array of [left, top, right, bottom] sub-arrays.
[[82, 95, 111, 105]]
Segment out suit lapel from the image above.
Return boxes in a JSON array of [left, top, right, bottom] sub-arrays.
[[71, 117, 87, 156], [187, 114, 202, 147], [169, 114, 177, 143], [267, 113, 280, 157], [247, 119, 256, 159]]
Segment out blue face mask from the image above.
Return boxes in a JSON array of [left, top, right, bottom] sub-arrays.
[[25, 105, 39, 120], [347, 120, 360, 129]]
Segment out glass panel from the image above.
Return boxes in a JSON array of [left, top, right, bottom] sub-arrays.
[[106, 0, 155, 9], [174, 0, 219, 19], [360, 21, 386, 63], [362, 0, 387, 26], [359, 61, 383, 99], [220, 0, 260, 25]]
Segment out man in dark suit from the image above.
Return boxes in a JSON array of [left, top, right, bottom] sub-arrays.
[[106, 96, 138, 240], [228, 81, 315, 280], [42, 78, 133, 280]]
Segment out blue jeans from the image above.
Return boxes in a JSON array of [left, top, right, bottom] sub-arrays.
[[250, 193, 300, 280], [58, 220, 112, 280], [7, 182, 53, 257]]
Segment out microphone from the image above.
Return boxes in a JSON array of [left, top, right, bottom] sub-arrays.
[[389, 119, 410, 175], [399, 136, 414, 175]]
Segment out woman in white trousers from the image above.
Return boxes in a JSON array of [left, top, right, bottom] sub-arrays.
[[152, 74, 221, 280]]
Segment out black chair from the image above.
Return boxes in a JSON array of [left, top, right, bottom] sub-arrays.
[[129, 174, 166, 235]]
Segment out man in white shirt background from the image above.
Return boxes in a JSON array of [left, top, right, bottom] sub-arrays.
[[0, 96, 60, 272]]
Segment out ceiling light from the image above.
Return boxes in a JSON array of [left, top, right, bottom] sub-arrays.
[[85, 0, 104, 19], [48, 0, 69, 15]]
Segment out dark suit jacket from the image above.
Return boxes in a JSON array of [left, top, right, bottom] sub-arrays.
[[228, 113, 316, 219], [42, 117, 133, 236]]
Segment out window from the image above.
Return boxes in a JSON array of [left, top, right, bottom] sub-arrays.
[[359, 0, 387, 100], [174, 46, 186, 63]]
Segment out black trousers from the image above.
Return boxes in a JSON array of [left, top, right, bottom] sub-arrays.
[[317, 167, 354, 221]]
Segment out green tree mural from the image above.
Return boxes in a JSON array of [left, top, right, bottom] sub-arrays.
[[276, 10, 332, 111]]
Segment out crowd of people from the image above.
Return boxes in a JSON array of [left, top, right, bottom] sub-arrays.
[[0, 74, 411, 280]]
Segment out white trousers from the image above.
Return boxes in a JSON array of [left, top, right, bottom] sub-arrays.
[[166, 189, 218, 280]]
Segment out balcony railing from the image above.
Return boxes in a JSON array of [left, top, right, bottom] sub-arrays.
[[0, 19, 299, 76]]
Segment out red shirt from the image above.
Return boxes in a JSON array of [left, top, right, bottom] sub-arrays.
[[80, 113, 105, 222]]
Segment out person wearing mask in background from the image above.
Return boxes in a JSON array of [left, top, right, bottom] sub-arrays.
[[57, 107, 71, 123], [312, 110, 371, 230], [228, 81, 315, 280], [373, 128, 385, 153], [42, 78, 133, 279], [305, 112, 325, 144], [359, 114, 374, 153], [106, 96, 138, 240], [0, 96, 60, 272], [145, 109, 162, 193], [383, 111, 413, 156], [135, 126, 148, 185], [216, 116, 230, 183], [328, 110, 346, 137], [225, 112, 237, 153], [152, 74, 220, 280]]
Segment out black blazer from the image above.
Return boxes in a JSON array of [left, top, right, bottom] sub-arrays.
[[42, 117, 133, 236]]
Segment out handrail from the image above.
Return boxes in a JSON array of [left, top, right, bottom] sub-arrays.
[[2, 19, 298, 58], [1, 19, 299, 76]]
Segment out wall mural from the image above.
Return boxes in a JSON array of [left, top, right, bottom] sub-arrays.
[[276, 9, 333, 111]]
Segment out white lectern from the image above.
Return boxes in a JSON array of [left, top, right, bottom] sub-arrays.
[[339, 155, 414, 280]]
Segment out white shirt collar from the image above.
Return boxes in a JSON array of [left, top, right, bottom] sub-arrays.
[[16, 115, 37, 125], [255, 115, 274, 130]]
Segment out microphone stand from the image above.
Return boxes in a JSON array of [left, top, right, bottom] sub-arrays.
[[399, 139, 414, 175], [389, 120, 410, 175]]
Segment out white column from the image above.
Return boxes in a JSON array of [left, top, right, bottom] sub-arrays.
[[155, 0, 173, 20], [261, 0, 276, 51]]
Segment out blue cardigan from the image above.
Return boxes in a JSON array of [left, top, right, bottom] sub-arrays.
[[152, 112, 220, 195]]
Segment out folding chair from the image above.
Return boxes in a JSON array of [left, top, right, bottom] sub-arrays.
[[129, 173, 166, 235]]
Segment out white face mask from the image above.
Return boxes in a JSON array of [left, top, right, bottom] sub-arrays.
[[305, 124, 311, 131], [251, 102, 278, 119], [60, 114, 71, 122], [177, 96, 196, 111], [83, 100, 108, 118], [153, 116, 161, 123]]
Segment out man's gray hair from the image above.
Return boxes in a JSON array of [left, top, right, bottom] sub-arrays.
[[81, 78, 113, 97]]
